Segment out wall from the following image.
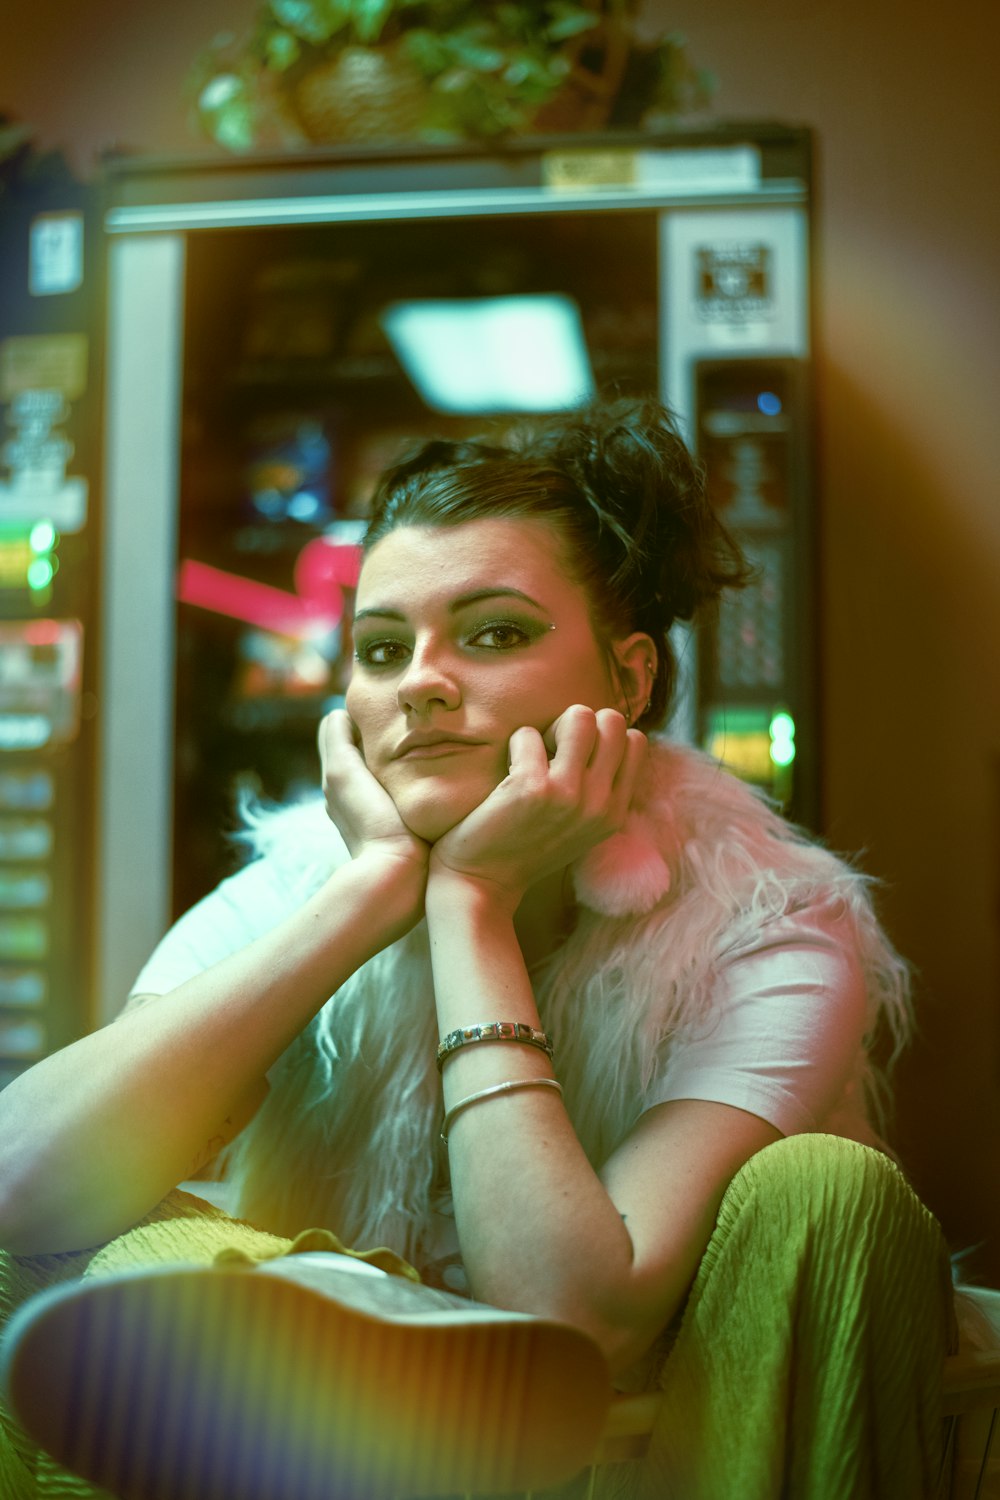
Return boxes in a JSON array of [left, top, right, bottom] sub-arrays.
[[2, 0, 998, 1276], [639, 0, 1000, 1278]]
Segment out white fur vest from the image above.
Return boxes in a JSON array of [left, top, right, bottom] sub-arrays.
[[222, 740, 910, 1264]]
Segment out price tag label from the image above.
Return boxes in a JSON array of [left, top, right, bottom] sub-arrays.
[[0, 335, 88, 401], [543, 150, 638, 191]]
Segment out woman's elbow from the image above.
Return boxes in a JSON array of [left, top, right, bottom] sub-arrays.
[[595, 1313, 674, 1380], [0, 1170, 40, 1256], [553, 1285, 684, 1381]]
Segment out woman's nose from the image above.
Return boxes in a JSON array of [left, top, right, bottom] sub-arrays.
[[396, 644, 462, 714]]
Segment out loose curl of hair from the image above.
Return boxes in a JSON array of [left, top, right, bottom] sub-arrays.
[[363, 397, 752, 730]]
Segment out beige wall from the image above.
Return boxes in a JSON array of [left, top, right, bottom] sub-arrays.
[[3, 0, 999, 1274], [639, 0, 1000, 1276]]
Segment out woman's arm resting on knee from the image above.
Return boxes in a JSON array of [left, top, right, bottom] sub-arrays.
[[595, 1098, 782, 1370], [0, 710, 426, 1256], [0, 849, 422, 1257], [431, 871, 780, 1377]]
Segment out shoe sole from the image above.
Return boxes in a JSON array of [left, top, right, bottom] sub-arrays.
[[1, 1264, 611, 1500]]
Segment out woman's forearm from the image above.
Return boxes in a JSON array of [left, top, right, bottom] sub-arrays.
[[0, 852, 421, 1256], [425, 874, 651, 1370]]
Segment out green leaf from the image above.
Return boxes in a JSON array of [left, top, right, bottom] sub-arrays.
[[501, 58, 532, 86], [264, 29, 302, 70], [348, 0, 394, 44], [448, 39, 506, 71], [501, 49, 553, 87], [198, 72, 246, 113], [213, 99, 256, 151], [269, 0, 336, 45], [401, 28, 453, 75], [436, 65, 473, 94], [545, 8, 600, 42], [450, 18, 499, 44]]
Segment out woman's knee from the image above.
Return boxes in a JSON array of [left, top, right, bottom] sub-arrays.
[[716, 1131, 944, 1259], [688, 1132, 954, 1346], [727, 1131, 899, 1208]]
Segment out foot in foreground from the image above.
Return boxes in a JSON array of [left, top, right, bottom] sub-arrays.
[[1, 1252, 612, 1500]]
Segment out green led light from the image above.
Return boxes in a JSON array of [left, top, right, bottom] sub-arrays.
[[27, 557, 54, 591], [769, 718, 795, 765], [29, 520, 57, 554], [769, 710, 796, 767]]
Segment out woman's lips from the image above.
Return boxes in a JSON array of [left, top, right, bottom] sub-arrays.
[[397, 741, 486, 760]]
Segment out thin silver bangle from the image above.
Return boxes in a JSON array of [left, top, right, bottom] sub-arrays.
[[440, 1077, 564, 1144]]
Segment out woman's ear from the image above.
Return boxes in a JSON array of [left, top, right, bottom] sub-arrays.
[[611, 633, 657, 725]]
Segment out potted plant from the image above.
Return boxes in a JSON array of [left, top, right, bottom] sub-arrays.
[[189, 0, 714, 151]]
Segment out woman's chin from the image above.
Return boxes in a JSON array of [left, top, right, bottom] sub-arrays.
[[391, 780, 492, 845], [398, 798, 476, 845]]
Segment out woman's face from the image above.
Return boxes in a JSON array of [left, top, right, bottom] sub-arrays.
[[345, 518, 628, 842]]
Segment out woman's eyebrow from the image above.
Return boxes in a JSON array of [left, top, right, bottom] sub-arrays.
[[451, 587, 548, 612], [353, 588, 547, 624]]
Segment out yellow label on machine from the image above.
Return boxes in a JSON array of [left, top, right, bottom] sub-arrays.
[[0, 334, 88, 401]]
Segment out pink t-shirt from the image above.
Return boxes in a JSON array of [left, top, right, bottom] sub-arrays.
[[130, 859, 876, 1292]]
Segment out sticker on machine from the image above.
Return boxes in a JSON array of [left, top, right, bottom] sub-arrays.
[[0, 387, 88, 532], [695, 243, 774, 323], [0, 619, 83, 752]]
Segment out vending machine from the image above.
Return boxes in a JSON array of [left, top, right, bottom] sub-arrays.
[[0, 156, 103, 1086], [89, 124, 814, 1033]]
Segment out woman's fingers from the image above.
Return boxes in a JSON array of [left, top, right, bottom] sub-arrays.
[[318, 708, 356, 771], [545, 703, 600, 774], [319, 711, 402, 842], [610, 728, 648, 811], [547, 705, 632, 796], [586, 708, 629, 779], [581, 712, 645, 832], [506, 724, 549, 780], [527, 705, 643, 829]]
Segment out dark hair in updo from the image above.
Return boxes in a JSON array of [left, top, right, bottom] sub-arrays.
[[363, 396, 751, 729]]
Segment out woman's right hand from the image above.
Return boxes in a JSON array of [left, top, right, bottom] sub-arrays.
[[318, 709, 429, 890]]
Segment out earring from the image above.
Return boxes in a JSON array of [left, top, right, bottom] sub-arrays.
[[628, 661, 656, 724]]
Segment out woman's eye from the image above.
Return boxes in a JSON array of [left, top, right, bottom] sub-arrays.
[[354, 619, 536, 664], [354, 639, 409, 668], [468, 621, 531, 650]]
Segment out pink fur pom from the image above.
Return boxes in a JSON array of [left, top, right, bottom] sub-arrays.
[[571, 813, 673, 917]]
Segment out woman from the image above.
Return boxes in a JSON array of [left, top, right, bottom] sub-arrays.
[[0, 399, 956, 1500]]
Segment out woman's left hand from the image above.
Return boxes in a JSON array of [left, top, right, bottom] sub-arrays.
[[428, 704, 647, 912]]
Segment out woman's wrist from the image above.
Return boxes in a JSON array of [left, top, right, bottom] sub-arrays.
[[426, 859, 521, 924], [336, 844, 428, 948], [353, 835, 427, 882], [425, 871, 535, 1052]]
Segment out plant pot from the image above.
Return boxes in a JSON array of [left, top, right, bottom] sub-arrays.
[[528, 84, 613, 134], [528, 10, 630, 135], [288, 45, 430, 144]]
